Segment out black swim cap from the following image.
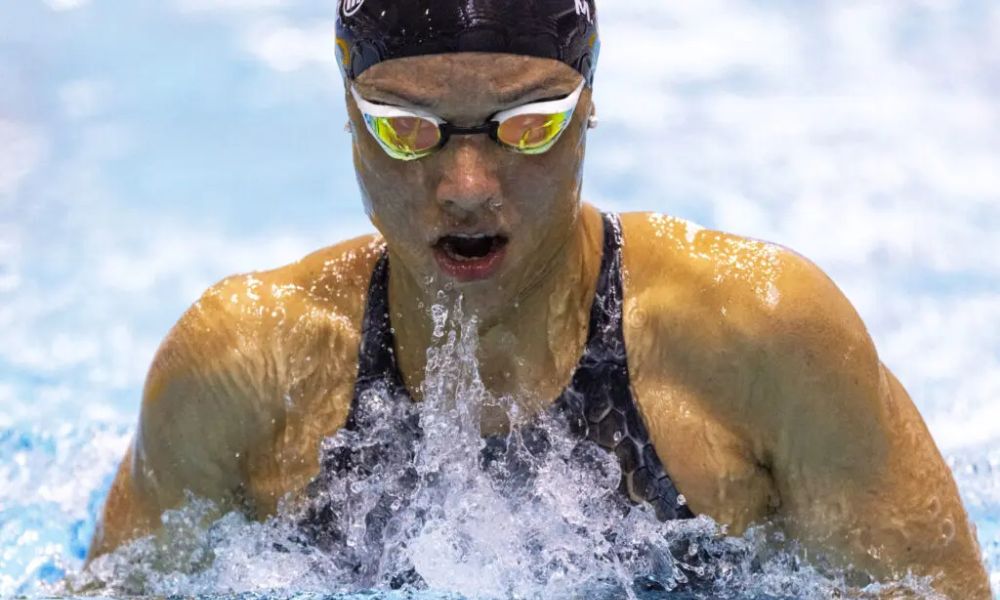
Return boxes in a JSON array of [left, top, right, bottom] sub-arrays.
[[336, 0, 600, 86]]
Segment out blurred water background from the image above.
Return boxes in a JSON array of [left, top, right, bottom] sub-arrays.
[[1, 0, 998, 597]]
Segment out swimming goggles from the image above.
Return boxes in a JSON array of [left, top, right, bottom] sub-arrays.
[[350, 80, 586, 161]]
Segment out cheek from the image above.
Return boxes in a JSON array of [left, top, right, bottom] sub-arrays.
[[499, 125, 586, 226], [354, 136, 434, 239]]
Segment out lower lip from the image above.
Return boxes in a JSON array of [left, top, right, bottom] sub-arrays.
[[432, 244, 508, 283]]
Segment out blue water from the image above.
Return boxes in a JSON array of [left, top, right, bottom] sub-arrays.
[[1, 0, 999, 597]]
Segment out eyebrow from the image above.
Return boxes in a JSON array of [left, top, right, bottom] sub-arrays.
[[359, 75, 580, 110]]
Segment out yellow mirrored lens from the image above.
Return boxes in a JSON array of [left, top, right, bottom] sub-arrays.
[[497, 112, 571, 154], [367, 115, 441, 160]]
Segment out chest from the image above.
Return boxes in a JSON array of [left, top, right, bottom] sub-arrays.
[[255, 380, 777, 537]]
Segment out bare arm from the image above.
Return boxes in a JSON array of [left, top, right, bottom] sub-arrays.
[[758, 253, 989, 599], [87, 278, 278, 560], [87, 235, 378, 561]]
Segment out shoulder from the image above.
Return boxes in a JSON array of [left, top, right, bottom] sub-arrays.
[[184, 232, 384, 344], [163, 233, 383, 363], [619, 210, 868, 342], [127, 234, 386, 511], [618, 211, 878, 417], [141, 232, 385, 443]]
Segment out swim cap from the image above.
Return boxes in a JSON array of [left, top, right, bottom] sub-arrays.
[[336, 0, 600, 86]]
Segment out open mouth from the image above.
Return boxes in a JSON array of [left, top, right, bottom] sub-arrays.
[[432, 234, 509, 282]]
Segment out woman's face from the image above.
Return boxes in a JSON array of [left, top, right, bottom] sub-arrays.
[[348, 53, 593, 314]]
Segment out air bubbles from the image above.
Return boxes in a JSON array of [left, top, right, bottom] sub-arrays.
[[430, 304, 449, 339]]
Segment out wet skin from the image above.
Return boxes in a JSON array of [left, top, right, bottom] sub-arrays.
[[89, 54, 989, 598]]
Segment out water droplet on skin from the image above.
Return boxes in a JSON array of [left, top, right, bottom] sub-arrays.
[[627, 306, 648, 328], [939, 518, 956, 545], [499, 332, 516, 349], [925, 496, 941, 517]]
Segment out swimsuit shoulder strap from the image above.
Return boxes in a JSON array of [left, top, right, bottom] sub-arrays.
[[557, 212, 695, 521], [586, 212, 627, 349], [348, 249, 409, 429]]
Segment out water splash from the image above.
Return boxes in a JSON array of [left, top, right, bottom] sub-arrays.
[[65, 299, 945, 599]]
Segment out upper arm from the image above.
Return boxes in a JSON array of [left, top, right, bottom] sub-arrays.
[[759, 252, 988, 598], [87, 236, 378, 560], [89, 277, 279, 559]]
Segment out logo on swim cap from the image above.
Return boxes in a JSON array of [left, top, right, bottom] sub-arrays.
[[341, 0, 365, 17], [574, 0, 593, 23]]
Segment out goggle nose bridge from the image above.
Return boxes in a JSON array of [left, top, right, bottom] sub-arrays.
[[436, 122, 502, 149]]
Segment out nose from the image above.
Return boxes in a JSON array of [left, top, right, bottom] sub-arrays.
[[434, 138, 502, 219]]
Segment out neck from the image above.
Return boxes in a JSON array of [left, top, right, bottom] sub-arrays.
[[388, 204, 606, 426]]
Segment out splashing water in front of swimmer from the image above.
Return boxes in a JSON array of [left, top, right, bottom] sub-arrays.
[[70, 297, 946, 600]]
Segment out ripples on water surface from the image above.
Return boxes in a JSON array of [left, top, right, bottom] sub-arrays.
[[2, 0, 999, 598]]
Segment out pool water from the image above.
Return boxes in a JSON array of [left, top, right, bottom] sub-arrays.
[[0, 305, 968, 598], [2, 0, 999, 598]]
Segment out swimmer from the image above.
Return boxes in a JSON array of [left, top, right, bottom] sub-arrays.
[[88, 1, 990, 597]]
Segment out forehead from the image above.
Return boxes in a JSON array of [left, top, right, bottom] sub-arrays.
[[354, 53, 583, 107]]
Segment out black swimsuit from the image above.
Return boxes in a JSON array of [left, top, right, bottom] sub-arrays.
[[299, 214, 697, 589], [334, 213, 691, 520]]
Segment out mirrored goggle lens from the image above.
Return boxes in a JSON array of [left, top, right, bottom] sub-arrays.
[[364, 115, 441, 160], [496, 110, 573, 155]]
